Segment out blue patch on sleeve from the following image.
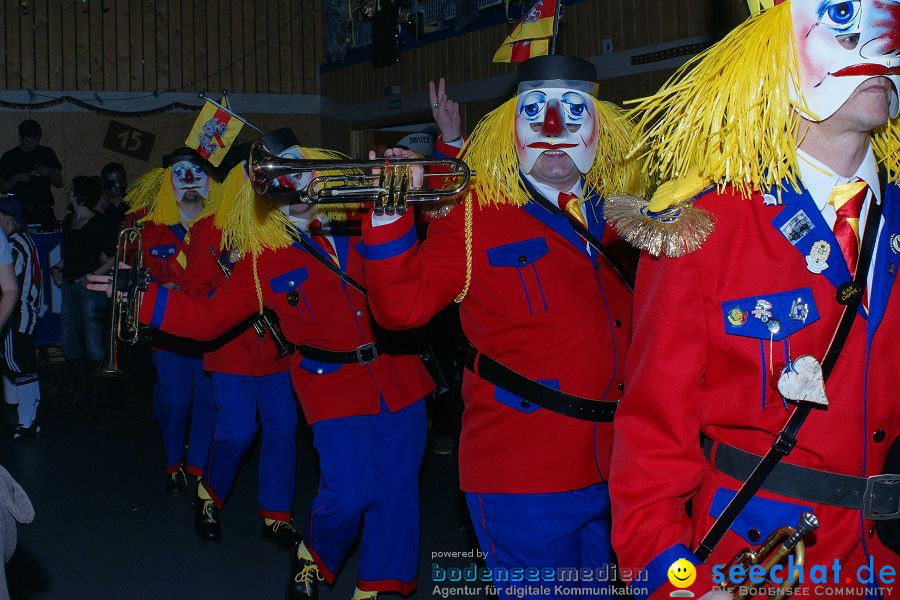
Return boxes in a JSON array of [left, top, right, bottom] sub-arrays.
[[356, 226, 417, 260], [486, 237, 549, 267], [721, 288, 819, 341], [709, 488, 811, 546]]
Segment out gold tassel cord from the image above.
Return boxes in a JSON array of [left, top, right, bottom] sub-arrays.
[[627, 2, 803, 202], [454, 191, 474, 304]]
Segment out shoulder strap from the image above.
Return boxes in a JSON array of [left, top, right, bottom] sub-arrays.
[[695, 169, 886, 561], [294, 233, 367, 296]]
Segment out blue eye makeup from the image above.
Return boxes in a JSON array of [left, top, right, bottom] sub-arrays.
[[561, 92, 588, 121], [818, 0, 861, 31], [519, 91, 547, 121]]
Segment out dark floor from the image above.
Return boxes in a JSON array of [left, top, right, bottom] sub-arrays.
[[1, 364, 481, 600]]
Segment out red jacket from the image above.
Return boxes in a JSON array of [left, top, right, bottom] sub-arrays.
[[359, 189, 633, 494], [608, 184, 900, 599], [138, 219, 434, 424], [179, 216, 289, 377]]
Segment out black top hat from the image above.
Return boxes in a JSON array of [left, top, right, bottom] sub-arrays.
[[260, 128, 300, 155], [516, 55, 599, 96]]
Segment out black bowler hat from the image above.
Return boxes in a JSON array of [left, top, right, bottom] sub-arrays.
[[260, 128, 300, 155], [516, 55, 599, 97]]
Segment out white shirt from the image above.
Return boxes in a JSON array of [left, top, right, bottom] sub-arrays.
[[796, 146, 883, 294], [290, 214, 337, 255]]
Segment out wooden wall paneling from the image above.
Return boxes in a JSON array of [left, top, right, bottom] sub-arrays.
[[88, 0, 102, 89], [48, 0, 63, 89], [167, 0, 182, 91], [277, 0, 291, 93], [659, 0, 676, 42], [254, 0, 267, 92], [34, 0, 49, 90], [19, 0, 34, 89], [115, 0, 130, 90], [0, 1, 7, 88], [266, 0, 280, 93], [290, 0, 302, 95], [313, 0, 322, 81], [219, 0, 233, 92], [140, 0, 154, 91], [128, 0, 142, 90], [302, 0, 316, 94], [182, 0, 196, 91], [75, 0, 90, 89], [61, 0, 76, 90], [203, 0, 219, 91], [241, 0, 254, 92], [102, 0, 117, 90], [193, 0, 207, 91], [229, 0, 242, 91], [156, 0, 169, 91]]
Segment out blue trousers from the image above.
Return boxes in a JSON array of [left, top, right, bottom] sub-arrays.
[[465, 482, 615, 600], [60, 281, 107, 363], [151, 350, 215, 476], [203, 371, 297, 518], [304, 399, 426, 595]]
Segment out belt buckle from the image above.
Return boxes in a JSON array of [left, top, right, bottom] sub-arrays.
[[863, 474, 900, 520], [356, 343, 378, 365]]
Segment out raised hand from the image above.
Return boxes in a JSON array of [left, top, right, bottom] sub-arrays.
[[429, 78, 461, 142]]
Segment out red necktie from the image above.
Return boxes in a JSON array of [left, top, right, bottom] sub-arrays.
[[827, 179, 867, 279], [557, 192, 587, 228], [309, 219, 339, 265]]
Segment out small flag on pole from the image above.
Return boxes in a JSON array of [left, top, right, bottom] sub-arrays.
[[184, 97, 244, 166], [493, 0, 557, 63]]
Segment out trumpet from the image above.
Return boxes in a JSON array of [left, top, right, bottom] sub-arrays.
[[208, 247, 294, 360], [97, 224, 151, 378], [724, 512, 819, 600], [248, 141, 475, 215]]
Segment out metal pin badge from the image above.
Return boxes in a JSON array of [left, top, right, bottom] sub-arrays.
[[766, 319, 782, 334]]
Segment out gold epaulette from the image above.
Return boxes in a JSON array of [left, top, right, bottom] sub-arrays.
[[603, 172, 715, 258]]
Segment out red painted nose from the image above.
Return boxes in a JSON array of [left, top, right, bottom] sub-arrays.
[[183, 169, 195, 183], [541, 99, 565, 137]]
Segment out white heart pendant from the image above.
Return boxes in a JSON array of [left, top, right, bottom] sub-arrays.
[[777, 355, 828, 406]]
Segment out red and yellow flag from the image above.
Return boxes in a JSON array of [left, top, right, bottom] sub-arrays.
[[184, 97, 243, 166], [493, 0, 556, 63]]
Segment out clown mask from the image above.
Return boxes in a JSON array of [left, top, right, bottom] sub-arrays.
[[171, 160, 210, 202], [515, 87, 599, 175], [271, 146, 315, 194], [791, 0, 899, 120]]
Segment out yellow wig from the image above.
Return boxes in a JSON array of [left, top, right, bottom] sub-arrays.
[[628, 0, 899, 207], [461, 96, 650, 208], [125, 166, 221, 226]]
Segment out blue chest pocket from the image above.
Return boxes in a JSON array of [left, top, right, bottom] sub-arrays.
[[709, 487, 811, 546], [149, 244, 177, 258], [487, 237, 549, 267], [486, 238, 550, 315], [721, 288, 819, 342], [269, 268, 310, 293]]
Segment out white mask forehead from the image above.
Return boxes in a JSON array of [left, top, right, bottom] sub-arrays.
[[272, 145, 314, 192], [514, 87, 599, 175], [790, 0, 899, 120], [170, 160, 210, 202]]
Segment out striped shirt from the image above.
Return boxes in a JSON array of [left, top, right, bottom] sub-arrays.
[[8, 230, 42, 334]]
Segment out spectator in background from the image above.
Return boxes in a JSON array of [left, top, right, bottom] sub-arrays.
[[50, 176, 114, 407], [0, 199, 42, 439], [94, 163, 127, 224], [0, 120, 62, 231]]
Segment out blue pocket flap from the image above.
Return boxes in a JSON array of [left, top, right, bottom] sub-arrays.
[[298, 358, 343, 375], [149, 244, 177, 258], [494, 379, 558, 413], [487, 237, 549, 267], [709, 487, 811, 545], [721, 288, 819, 342], [269, 268, 309, 293]]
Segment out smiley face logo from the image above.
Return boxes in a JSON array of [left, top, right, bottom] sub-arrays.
[[667, 558, 697, 589]]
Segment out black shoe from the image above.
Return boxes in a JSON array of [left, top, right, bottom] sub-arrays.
[[262, 520, 301, 550], [286, 541, 321, 600], [194, 498, 222, 542], [12, 423, 39, 439], [165, 467, 188, 496]]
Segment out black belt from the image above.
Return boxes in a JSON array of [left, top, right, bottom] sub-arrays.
[[464, 346, 617, 422], [704, 440, 900, 520], [296, 342, 379, 365]]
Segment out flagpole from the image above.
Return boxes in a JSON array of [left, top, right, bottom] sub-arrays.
[[198, 93, 264, 134], [549, 0, 561, 55]]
